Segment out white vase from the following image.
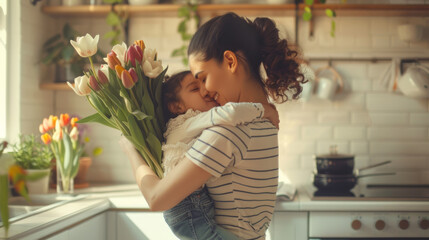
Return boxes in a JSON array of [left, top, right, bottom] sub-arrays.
[[25, 169, 51, 194]]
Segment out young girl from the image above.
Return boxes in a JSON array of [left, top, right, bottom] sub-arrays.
[[161, 70, 276, 239]]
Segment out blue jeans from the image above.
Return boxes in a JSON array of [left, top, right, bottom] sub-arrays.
[[163, 186, 239, 240]]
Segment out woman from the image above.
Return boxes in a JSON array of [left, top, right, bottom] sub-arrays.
[[120, 12, 304, 240]]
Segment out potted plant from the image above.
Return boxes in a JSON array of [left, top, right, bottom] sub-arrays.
[[41, 23, 104, 83], [11, 135, 53, 194]]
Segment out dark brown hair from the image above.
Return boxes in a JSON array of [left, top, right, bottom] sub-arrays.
[[188, 12, 305, 103], [162, 70, 191, 123]]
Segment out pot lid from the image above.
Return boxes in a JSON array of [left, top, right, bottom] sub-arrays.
[[315, 145, 354, 160]]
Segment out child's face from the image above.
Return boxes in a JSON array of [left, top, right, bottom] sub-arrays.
[[177, 73, 218, 113]]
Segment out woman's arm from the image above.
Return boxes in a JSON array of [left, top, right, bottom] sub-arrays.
[[120, 137, 212, 211]]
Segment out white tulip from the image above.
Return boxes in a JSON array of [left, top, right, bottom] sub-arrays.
[[0, 153, 15, 175], [70, 33, 99, 58], [67, 75, 91, 96], [142, 48, 163, 78], [104, 42, 127, 66]]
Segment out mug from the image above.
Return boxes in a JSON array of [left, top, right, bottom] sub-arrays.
[[314, 66, 343, 100]]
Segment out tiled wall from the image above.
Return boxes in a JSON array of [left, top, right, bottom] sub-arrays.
[[19, 1, 429, 183]]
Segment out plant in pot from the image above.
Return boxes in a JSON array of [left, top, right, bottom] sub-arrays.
[[11, 135, 53, 195], [41, 23, 104, 83]]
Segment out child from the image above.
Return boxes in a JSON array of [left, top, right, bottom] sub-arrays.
[[161, 70, 275, 240]]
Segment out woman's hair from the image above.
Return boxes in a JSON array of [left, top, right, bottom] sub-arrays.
[[162, 70, 191, 124], [188, 12, 305, 103]]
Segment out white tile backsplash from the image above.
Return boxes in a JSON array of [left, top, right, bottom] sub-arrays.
[[16, 3, 429, 183]]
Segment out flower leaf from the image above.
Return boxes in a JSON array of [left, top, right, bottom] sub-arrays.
[[77, 113, 116, 129], [0, 175, 10, 235]]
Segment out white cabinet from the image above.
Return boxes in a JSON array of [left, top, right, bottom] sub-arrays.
[[270, 212, 308, 240], [115, 211, 178, 240], [45, 213, 107, 240]]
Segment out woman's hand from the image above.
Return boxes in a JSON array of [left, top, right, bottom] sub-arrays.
[[262, 103, 280, 129]]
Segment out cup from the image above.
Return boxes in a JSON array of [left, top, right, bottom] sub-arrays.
[[317, 77, 338, 100]]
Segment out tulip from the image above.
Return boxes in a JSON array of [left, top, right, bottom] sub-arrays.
[[41, 133, 52, 145], [8, 165, 28, 198], [97, 69, 109, 85], [104, 42, 127, 66], [60, 113, 70, 127], [52, 129, 63, 141], [42, 118, 49, 132], [115, 65, 125, 78], [68, 75, 91, 96], [89, 75, 101, 91], [70, 33, 99, 58], [70, 127, 78, 141], [142, 58, 163, 78], [126, 45, 143, 68], [71, 117, 79, 128], [48, 115, 57, 130], [39, 124, 46, 134], [99, 64, 110, 82], [107, 51, 122, 70], [121, 70, 135, 89], [134, 40, 145, 53], [129, 68, 138, 83]]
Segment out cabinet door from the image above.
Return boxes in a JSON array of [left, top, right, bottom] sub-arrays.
[[270, 212, 308, 240], [116, 211, 178, 240], [45, 213, 106, 240]]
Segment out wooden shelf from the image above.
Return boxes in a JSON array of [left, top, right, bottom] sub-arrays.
[[40, 82, 73, 91], [42, 4, 429, 17]]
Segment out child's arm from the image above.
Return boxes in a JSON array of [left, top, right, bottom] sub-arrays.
[[166, 102, 265, 144]]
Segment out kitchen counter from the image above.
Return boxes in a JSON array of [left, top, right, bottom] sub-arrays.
[[1, 179, 429, 239]]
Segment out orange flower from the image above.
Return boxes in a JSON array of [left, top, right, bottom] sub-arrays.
[[107, 51, 122, 70], [43, 118, 49, 131], [41, 133, 52, 145], [8, 165, 28, 198], [39, 124, 46, 134], [60, 113, 70, 127], [71, 117, 79, 128], [134, 40, 145, 52], [48, 115, 58, 130], [115, 65, 125, 78]]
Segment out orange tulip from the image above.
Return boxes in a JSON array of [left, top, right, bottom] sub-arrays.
[[60, 113, 70, 127], [39, 124, 46, 134], [71, 117, 79, 128], [41, 133, 52, 145], [43, 118, 49, 132], [134, 40, 145, 53], [115, 65, 125, 78], [8, 165, 28, 197], [107, 51, 122, 70], [48, 115, 58, 130]]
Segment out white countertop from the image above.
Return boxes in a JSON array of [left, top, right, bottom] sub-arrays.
[[1, 178, 429, 239]]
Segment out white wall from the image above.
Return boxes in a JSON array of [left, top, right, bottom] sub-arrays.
[[18, 1, 429, 183]]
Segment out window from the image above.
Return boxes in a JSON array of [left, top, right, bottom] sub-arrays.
[[0, 0, 7, 140]]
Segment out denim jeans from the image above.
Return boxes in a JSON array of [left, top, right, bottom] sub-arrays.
[[163, 186, 239, 240]]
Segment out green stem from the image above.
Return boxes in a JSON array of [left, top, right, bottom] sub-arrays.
[[88, 56, 96, 76]]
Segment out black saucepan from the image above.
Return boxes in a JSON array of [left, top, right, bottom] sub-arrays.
[[315, 152, 355, 174], [313, 172, 395, 192]]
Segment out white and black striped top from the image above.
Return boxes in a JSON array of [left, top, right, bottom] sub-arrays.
[[186, 119, 279, 240]]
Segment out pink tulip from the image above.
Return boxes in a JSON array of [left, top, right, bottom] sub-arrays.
[[129, 68, 138, 84], [126, 45, 143, 68], [89, 75, 101, 91], [121, 70, 135, 89], [97, 69, 109, 85]]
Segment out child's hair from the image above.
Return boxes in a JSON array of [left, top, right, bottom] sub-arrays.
[[188, 12, 305, 103], [162, 70, 191, 124]]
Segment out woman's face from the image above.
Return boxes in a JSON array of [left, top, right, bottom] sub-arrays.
[[177, 73, 218, 113], [189, 53, 240, 106]]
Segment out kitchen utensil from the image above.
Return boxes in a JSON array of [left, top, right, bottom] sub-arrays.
[[313, 172, 396, 192], [398, 63, 429, 98], [315, 146, 354, 174], [314, 65, 343, 100]]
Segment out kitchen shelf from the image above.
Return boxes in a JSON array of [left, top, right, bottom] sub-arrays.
[[41, 4, 429, 17], [40, 82, 72, 90]]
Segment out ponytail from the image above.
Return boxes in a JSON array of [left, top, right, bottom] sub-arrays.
[[253, 17, 305, 103]]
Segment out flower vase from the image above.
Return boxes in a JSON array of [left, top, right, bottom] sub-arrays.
[[56, 159, 74, 194]]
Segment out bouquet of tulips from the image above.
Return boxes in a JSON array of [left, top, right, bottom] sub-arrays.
[[39, 114, 83, 193], [67, 34, 167, 178]]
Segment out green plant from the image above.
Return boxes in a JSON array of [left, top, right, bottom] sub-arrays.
[[171, 2, 200, 66], [303, 0, 346, 37], [12, 134, 53, 170], [103, 0, 128, 46]]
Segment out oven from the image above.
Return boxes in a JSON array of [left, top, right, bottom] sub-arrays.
[[305, 184, 429, 240]]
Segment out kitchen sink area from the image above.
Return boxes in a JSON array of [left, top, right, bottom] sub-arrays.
[[0, 194, 86, 227]]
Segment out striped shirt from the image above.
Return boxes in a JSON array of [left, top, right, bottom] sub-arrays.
[[186, 119, 279, 240]]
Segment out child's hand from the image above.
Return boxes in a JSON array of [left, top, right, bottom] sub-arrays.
[[262, 103, 279, 129]]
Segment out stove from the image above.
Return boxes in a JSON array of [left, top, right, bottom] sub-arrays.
[[308, 183, 429, 201]]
